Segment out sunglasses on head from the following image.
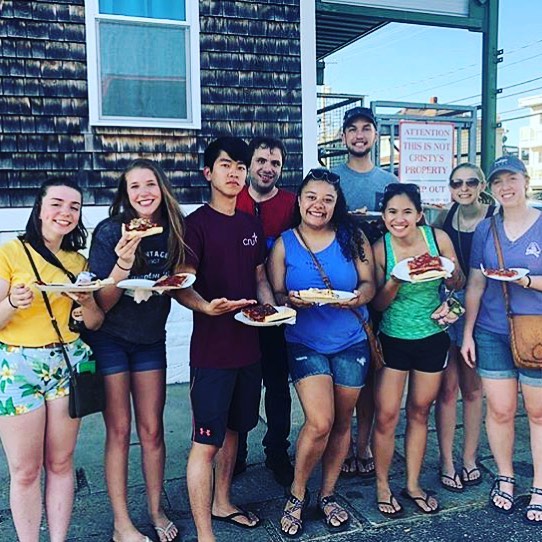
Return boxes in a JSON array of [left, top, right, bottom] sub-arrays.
[[307, 168, 340, 184], [449, 178, 481, 189], [384, 183, 420, 194]]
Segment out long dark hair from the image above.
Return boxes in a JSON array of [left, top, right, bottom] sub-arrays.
[[23, 177, 87, 251], [110, 159, 187, 272], [293, 170, 367, 262]]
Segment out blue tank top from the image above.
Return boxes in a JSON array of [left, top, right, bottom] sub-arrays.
[[282, 229, 367, 354]]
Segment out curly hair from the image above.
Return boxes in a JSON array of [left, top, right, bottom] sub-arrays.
[[293, 169, 367, 262]]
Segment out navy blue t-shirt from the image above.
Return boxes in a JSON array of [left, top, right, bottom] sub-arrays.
[[88, 216, 171, 344]]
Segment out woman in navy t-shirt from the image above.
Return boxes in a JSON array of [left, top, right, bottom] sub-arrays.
[[87, 159, 186, 542], [268, 169, 375, 537]]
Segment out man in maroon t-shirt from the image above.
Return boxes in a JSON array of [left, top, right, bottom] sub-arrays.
[[235, 137, 296, 486], [175, 137, 276, 538]]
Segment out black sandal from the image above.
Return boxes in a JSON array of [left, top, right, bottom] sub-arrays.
[[280, 489, 310, 538], [489, 475, 515, 515], [317, 494, 350, 531], [524, 487, 542, 525]]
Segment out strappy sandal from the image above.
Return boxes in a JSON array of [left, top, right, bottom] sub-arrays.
[[489, 475, 515, 515], [524, 487, 542, 525], [280, 489, 310, 538], [317, 494, 350, 531]]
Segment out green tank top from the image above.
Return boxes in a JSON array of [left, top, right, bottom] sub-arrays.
[[379, 225, 444, 340]]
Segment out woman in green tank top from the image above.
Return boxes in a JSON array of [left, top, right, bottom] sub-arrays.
[[371, 184, 464, 517]]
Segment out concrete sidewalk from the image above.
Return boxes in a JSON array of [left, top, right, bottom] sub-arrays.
[[0, 383, 539, 541]]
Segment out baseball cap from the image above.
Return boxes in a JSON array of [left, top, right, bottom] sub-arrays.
[[342, 106, 377, 131], [487, 155, 527, 183]]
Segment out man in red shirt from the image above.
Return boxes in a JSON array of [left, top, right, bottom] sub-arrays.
[[236, 137, 296, 486]]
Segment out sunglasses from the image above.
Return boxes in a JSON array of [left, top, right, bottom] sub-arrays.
[[307, 168, 340, 184], [384, 183, 420, 194], [449, 178, 480, 189]]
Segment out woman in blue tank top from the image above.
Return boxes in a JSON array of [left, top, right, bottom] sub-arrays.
[[268, 168, 375, 537], [372, 183, 464, 517], [432, 164, 495, 493]]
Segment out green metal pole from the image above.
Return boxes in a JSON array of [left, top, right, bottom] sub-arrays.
[[481, 0, 500, 173]]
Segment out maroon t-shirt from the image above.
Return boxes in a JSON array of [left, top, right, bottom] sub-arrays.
[[236, 186, 296, 251], [185, 204, 266, 369]]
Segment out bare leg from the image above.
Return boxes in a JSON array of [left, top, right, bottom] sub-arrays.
[[0, 406, 45, 542], [355, 375, 375, 472], [131, 370, 178, 542], [404, 370, 443, 512], [187, 442, 219, 542], [103, 373, 147, 542], [457, 352, 483, 476], [281, 375, 334, 535], [44, 397, 81, 542], [482, 378, 517, 512], [435, 347, 462, 489], [373, 368, 407, 514], [519, 383, 542, 521]]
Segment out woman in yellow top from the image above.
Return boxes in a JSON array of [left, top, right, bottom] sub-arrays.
[[0, 178, 103, 542]]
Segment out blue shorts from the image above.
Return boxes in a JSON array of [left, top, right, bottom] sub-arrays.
[[475, 327, 542, 387], [84, 330, 166, 376], [0, 338, 92, 416], [287, 341, 370, 388]]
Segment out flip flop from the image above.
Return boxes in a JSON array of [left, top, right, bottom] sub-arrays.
[[400, 489, 440, 514], [462, 465, 483, 486], [211, 507, 261, 529], [340, 455, 359, 478], [153, 521, 178, 541], [358, 457, 376, 479], [377, 493, 404, 518], [440, 471, 464, 493]]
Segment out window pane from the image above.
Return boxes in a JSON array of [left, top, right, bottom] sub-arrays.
[[99, 0, 186, 21], [99, 21, 187, 119]]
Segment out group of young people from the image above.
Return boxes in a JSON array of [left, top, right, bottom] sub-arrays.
[[0, 106, 541, 542]]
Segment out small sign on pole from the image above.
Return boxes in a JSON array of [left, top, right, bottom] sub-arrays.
[[399, 121, 455, 205]]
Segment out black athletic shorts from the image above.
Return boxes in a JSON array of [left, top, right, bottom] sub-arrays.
[[190, 362, 262, 447], [379, 331, 450, 373]]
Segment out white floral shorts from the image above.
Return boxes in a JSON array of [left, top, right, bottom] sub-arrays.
[[0, 338, 92, 416]]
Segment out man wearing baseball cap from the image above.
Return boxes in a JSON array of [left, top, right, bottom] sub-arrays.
[[332, 106, 398, 212]]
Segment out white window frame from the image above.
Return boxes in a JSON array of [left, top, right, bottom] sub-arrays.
[[84, 1, 201, 129]]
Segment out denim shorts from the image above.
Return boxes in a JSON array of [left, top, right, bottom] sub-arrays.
[[475, 327, 542, 387], [84, 330, 166, 376], [287, 341, 370, 388], [0, 338, 92, 416]]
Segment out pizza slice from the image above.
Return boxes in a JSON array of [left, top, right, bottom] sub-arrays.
[[122, 217, 163, 239], [242, 304, 296, 323], [483, 267, 518, 279], [153, 274, 190, 288], [408, 252, 447, 282]]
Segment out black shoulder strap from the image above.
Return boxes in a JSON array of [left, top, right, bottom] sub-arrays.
[[442, 203, 458, 230], [18, 235, 76, 282], [486, 205, 497, 218]]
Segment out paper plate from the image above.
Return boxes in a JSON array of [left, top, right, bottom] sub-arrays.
[[234, 306, 297, 327], [35, 278, 115, 293], [481, 265, 529, 282], [117, 274, 195, 292], [296, 290, 357, 305], [392, 256, 454, 283]]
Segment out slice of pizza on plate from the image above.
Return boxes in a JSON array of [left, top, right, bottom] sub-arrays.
[[483, 267, 519, 279], [408, 253, 448, 282], [122, 218, 163, 239]]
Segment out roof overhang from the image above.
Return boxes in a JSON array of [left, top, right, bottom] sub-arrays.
[[316, 0, 487, 60]]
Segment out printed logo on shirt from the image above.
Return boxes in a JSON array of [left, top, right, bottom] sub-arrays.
[[525, 242, 541, 258], [243, 232, 258, 246]]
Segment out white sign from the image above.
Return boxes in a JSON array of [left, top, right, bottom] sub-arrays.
[[399, 121, 455, 204], [321, 0, 469, 17]]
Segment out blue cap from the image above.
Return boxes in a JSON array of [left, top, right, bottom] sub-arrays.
[[487, 155, 527, 183]]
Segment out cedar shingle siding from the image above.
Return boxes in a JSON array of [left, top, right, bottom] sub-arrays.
[[0, 0, 302, 206]]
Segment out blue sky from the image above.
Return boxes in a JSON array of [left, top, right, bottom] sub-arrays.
[[324, 0, 542, 147]]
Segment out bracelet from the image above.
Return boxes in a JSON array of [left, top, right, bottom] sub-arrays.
[[115, 261, 132, 272], [523, 275, 532, 289], [7, 295, 17, 309]]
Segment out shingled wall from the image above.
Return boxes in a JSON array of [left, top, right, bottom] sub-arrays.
[[0, 0, 303, 207]]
